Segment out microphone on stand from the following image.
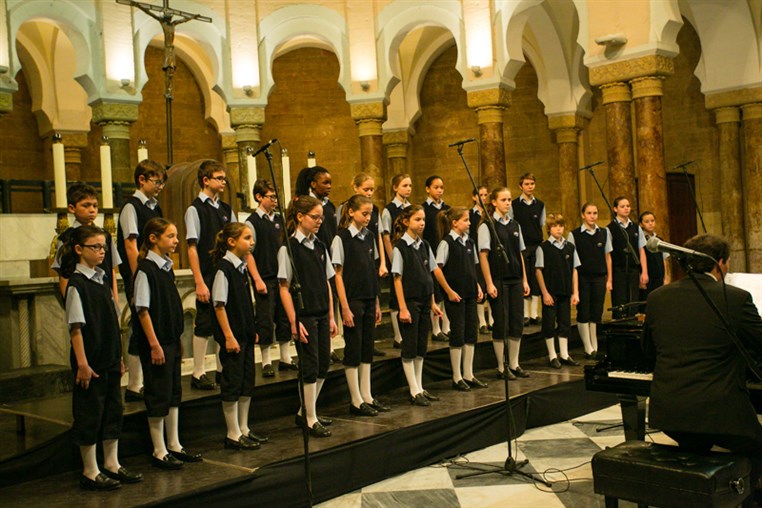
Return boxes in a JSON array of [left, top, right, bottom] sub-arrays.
[[645, 236, 714, 259], [579, 161, 605, 171], [251, 139, 279, 157], [448, 138, 476, 147]]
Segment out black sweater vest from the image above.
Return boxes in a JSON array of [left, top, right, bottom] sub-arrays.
[[441, 235, 478, 299], [422, 201, 450, 247], [190, 197, 233, 278], [59, 227, 115, 284], [395, 239, 434, 302], [212, 259, 257, 344], [384, 202, 406, 234], [572, 228, 608, 278], [316, 200, 337, 250], [337, 228, 378, 300], [66, 273, 121, 371], [512, 199, 544, 247], [645, 234, 665, 282], [289, 238, 331, 317], [539, 241, 575, 296], [369, 205, 380, 239], [488, 221, 523, 282], [132, 258, 183, 347], [117, 196, 163, 263], [469, 209, 481, 240], [246, 212, 283, 281], [608, 220, 640, 270]]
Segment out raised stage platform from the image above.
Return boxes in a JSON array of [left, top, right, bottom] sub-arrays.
[[0, 329, 618, 507]]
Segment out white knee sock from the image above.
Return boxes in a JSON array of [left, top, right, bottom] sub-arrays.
[[359, 363, 373, 403], [391, 311, 402, 343], [316, 377, 325, 400], [559, 337, 569, 359], [545, 338, 557, 360], [261, 345, 271, 367], [126, 354, 143, 392], [222, 400, 241, 441], [80, 444, 99, 480], [215, 342, 222, 373], [492, 340, 505, 372], [508, 337, 521, 370], [431, 309, 442, 335], [303, 382, 318, 427], [192, 336, 209, 378], [280, 342, 292, 363], [166, 407, 182, 452], [345, 367, 364, 407], [450, 347, 463, 382], [401, 358, 419, 397], [578, 323, 593, 354], [102, 439, 120, 473], [441, 306, 451, 335], [463, 344, 475, 380], [590, 323, 599, 351], [477, 303, 487, 327], [148, 416, 168, 458], [238, 396, 251, 436], [487, 301, 494, 326], [530, 296, 540, 319], [523, 298, 530, 319], [414, 356, 425, 392]]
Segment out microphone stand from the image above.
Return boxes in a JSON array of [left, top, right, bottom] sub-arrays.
[[450, 141, 551, 487], [674, 161, 707, 234], [262, 147, 314, 505]]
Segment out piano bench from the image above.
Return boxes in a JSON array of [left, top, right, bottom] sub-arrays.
[[592, 441, 751, 508]]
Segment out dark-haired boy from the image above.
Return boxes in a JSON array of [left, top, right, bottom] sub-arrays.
[[185, 160, 236, 390], [117, 160, 166, 401], [511, 173, 545, 326]]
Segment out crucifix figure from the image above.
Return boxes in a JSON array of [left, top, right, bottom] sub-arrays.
[[116, 0, 212, 164]]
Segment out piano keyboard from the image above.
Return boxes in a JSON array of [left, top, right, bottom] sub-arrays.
[[608, 370, 653, 381]]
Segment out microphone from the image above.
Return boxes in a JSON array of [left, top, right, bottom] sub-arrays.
[[448, 138, 476, 147], [646, 236, 713, 259], [672, 160, 695, 170], [250, 139, 278, 157], [579, 161, 604, 171]]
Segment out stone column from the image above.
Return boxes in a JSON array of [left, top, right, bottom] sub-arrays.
[[631, 76, 670, 240], [467, 86, 511, 189], [549, 115, 584, 228], [351, 102, 387, 208], [742, 103, 762, 272], [714, 107, 746, 271], [600, 82, 637, 209], [229, 106, 264, 210], [221, 133, 240, 190], [90, 101, 140, 184], [383, 130, 410, 201], [0, 91, 11, 116], [61, 132, 89, 182]]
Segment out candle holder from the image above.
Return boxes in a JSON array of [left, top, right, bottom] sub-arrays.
[[101, 208, 117, 236], [53, 208, 69, 235]]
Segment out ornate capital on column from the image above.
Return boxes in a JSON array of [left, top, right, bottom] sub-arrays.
[[0, 91, 12, 115], [61, 132, 89, 164], [233, 125, 261, 144], [90, 101, 140, 126], [600, 82, 631, 104], [705, 87, 762, 110], [467, 87, 511, 125], [351, 102, 387, 137], [589, 55, 674, 87], [383, 130, 409, 159], [742, 103, 762, 121], [630, 76, 665, 99], [714, 106, 741, 125], [229, 106, 265, 133], [548, 114, 585, 143]]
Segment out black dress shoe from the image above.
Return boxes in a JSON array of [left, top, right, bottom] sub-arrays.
[[549, 358, 562, 369], [410, 393, 430, 406], [246, 431, 269, 444], [509, 366, 530, 378], [464, 377, 488, 388], [124, 388, 144, 402], [583, 350, 598, 360], [309, 421, 332, 438], [224, 435, 260, 450], [479, 325, 489, 335], [152, 453, 184, 470], [452, 379, 471, 391], [278, 361, 299, 371], [330, 351, 342, 364], [169, 448, 203, 462], [373, 347, 386, 357], [529, 317, 541, 325], [262, 364, 275, 377], [102, 466, 143, 484], [369, 398, 391, 412], [80, 473, 121, 491], [295, 414, 332, 427], [350, 402, 378, 416], [422, 390, 439, 401], [191, 373, 216, 390], [523, 317, 530, 326], [559, 356, 579, 366], [393, 341, 402, 349], [496, 369, 517, 380], [432, 332, 448, 342]]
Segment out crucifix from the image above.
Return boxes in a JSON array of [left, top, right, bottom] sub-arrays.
[[116, 0, 212, 165]]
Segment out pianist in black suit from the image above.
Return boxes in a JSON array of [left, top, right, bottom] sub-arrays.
[[642, 234, 762, 467]]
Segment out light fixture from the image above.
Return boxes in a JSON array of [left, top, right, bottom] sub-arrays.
[[360, 81, 370, 92], [471, 66, 482, 77], [0, 65, 8, 74], [120, 78, 131, 88], [243, 85, 253, 97], [595, 33, 628, 47]]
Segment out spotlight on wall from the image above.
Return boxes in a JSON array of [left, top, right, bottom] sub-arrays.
[[360, 81, 370, 92], [243, 85, 254, 97], [594, 33, 628, 47], [471, 66, 482, 77], [120, 78, 131, 88], [0, 65, 8, 74]]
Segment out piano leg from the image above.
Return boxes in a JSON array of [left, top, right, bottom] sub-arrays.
[[618, 394, 646, 441]]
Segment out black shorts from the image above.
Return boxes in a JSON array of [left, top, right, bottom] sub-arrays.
[[71, 366, 123, 445], [490, 280, 524, 340], [445, 297, 478, 348], [139, 342, 182, 417], [298, 315, 331, 383], [342, 299, 376, 366], [611, 268, 639, 319], [577, 275, 606, 323], [255, 279, 291, 346], [400, 299, 431, 359], [194, 274, 214, 337], [218, 338, 255, 401], [541, 295, 571, 338], [523, 246, 541, 296]]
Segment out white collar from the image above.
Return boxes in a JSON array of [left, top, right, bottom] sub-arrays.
[[616, 217, 632, 227], [146, 250, 173, 271], [198, 191, 219, 206], [519, 195, 536, 204], [294, 229, 317, 245], [493, 211, 511, 224], [401, 232, 422, 247], [550, 236, 566, 248], [581, 224, 600, 234], [471, 205, 481, 215], [71, 219, 84, 229], [134, 190, 158, 209], [392, 196, 410, 208], [223, 250, 246, 272], [255, 206, 276, 220], [449, 230, 468, 244], [75, 263, 105, 283], [309, 190, 329, 206], [348, 223, 368, 238], [426, 197, 444, 208]]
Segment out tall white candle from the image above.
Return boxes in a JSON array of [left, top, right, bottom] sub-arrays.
[[52, 137, 67, 209], [100, 140, 113, 209], [137, 140, 148, 162], [247, 152, 257, 206], [307, 151, 316, 168], [281, 149, 291, 204]]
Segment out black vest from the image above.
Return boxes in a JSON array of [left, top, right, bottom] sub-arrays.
[[469, 208, 481, 240], [539, 240, 575, 296], [316, 199, 337, 251], [337, 228, 378, 300], [289, 237, 331, 317], [441, 235, 478, 299], [190, 197, 233, 278], [132, 258, 184, 347], [422, 201, 450, 247], [384, 202, 407, 234], [608, 219, 640, 271], [369, 205, 380, 239], [212, 258, 257, 345], [246, 211, 283, 281], [572, 227, 608, 278], [512, 198, 544, 247], [395, 238, 434, 303], [488, 220, 523, 282], [645, 234, 666, 283], [66, 273, 121, 372], [59, 227, 115, 285], [117, 196, 163, 264]]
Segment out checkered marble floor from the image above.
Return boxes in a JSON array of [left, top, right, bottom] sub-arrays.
[[316, 404, 681, 508]]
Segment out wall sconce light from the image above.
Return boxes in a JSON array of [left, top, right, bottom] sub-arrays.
[[120, 78, 131, 88], [0, 65, 8, 74], [243, 85, 253, 97], [594, 33, 628, 47], [471, 66, 482, 77], [360, 81, 370, 92]]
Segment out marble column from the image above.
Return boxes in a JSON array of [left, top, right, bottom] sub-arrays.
[[631, 76, 669, 240], [714, 107, 746, 271], [221, 133, 241, 199], [90, 101, 140, 184], [61, 132, 89, 182], [383, 130, 409, 201], [467, 87, 511, 189], [351, 102, 387, 208], [742, 103, 762, 272], [600, 82, 637, 210], [549, 115, 584, 229], [0, 91, 11, 116], [229, 106, 265, 210]]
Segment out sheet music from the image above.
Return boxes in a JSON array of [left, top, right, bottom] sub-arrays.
[[725, 273, 762, 317]]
